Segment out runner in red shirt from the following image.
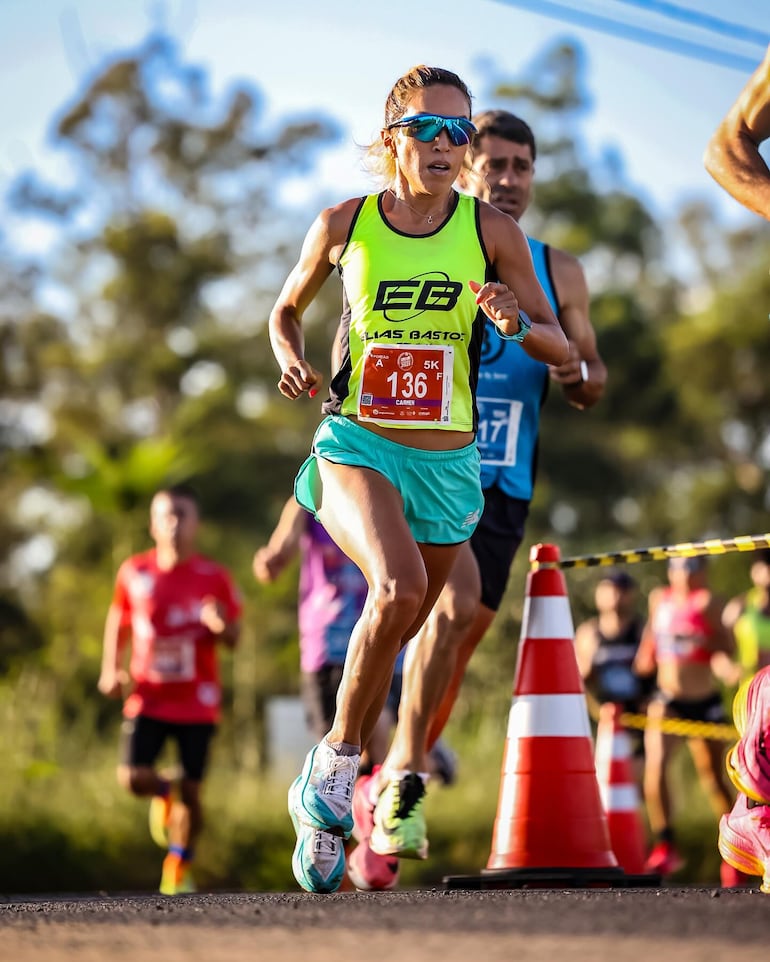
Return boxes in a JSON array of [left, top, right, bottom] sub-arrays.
[[98, 483, 242, 895]]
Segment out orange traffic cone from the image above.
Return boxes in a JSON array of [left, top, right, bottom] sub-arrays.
[[594, 702, 649, 875], [482, 543, 619, 881]]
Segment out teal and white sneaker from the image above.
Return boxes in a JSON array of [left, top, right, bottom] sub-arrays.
[[289, 776, 346, 893], [370, 772, 428, 860], [290, 741, 359, 837]]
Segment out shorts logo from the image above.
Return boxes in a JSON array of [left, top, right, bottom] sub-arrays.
[[461, 509, 481, 528], [373, 272, 463, 322]]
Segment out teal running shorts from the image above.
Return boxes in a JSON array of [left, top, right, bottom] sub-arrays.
[[294, 415, 483, 546]]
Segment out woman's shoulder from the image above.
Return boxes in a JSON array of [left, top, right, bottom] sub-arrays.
[[307, 195, 371, 251]]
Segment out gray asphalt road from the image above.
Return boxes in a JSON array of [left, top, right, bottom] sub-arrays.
[[1, 887, 768, 962]]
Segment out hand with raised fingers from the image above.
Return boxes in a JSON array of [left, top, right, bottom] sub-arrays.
[[468, 279, 520, 335]]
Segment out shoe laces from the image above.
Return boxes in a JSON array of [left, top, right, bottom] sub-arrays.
[[313, 829, 340, 856], [322, 754, 357, 801], [391, 773, 426, 819]]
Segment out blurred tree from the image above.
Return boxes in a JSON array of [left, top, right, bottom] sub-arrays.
[[2, 30, 770, 784], [450, 40, 770, 729], [1, 32, 345, 767]]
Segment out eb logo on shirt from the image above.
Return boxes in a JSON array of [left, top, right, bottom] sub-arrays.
[[373, 274, 463, 321]]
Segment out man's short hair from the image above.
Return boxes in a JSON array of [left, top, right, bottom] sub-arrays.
[[471, 109, 537, 160]]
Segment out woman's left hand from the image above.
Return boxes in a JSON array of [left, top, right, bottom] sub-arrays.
[[469, 279, 520, 334]]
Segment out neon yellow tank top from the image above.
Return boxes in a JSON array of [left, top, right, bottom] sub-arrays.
[[325, 191, 490, 431], [734, 588, 770, 671]]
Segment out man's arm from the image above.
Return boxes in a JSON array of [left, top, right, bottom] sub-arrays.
[[704, 44, 770, 220], [547, 247, 607, 411], [252, 496, 306, 584], [98, 604, 130, 698]]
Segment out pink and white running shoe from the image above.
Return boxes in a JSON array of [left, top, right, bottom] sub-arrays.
[[347, 838, 400, 891], [352, 766, 380, 844], [718, 793, 770, 893], [726, 668, 770, 804]]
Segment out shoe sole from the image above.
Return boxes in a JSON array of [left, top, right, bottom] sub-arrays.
[[726, 674, 770, 804], [718, 819, 768, 893], [370, 825, 429, 860], [288, 780, 345, 894]]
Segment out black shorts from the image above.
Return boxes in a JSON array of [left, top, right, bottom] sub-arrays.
[[301, 665, 344, 741], [120, 715, 216, 782], [470, 486, 530, 611], [656, 690, 727, 724]]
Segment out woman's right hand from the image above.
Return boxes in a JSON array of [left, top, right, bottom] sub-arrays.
[[278, 360, 323, 400]]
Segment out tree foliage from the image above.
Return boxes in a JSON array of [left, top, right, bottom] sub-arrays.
[[1, 32, 770, 779]]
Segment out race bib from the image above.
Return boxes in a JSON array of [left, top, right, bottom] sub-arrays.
[[476, 397, 523, 465], [358, 343, 453, 424], [147, 636, 195, 683]]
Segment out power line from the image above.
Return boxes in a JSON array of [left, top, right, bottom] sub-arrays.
[[491, 0, 762, 71], [613, 0, 770, 48]]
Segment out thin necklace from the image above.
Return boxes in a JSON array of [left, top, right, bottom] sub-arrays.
[[388, 188, 450, 225]]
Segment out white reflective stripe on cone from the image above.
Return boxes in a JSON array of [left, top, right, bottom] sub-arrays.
[[521, 596, 575, 639], [507, 693, 592, 739], [599, 784, 640, 813], [595, 732, 634, 766]]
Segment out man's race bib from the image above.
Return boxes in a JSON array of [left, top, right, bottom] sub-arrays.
[[146, 636, 196, 683], [358, 343, 453, 424], [476, 397, 523, 465]]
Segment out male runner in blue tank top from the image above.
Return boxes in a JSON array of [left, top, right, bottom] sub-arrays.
[[357, 110, 607, 877]]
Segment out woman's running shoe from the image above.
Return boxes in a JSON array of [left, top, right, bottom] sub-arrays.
[[725, 668, 770, 804], [718, 793, 770, 893], [347, 838, 399, 891]]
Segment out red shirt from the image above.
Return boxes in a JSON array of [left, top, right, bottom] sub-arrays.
[[111, 550, 242, 723]]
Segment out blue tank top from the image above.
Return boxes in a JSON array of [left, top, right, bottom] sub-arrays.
[[477, 237, 558, 500]]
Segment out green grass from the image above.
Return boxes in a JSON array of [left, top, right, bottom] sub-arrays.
[[0, 710, 729, 895]]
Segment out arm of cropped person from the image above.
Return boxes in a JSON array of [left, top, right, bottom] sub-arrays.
[[547, 247, 606, 411], [253, 496, 306, 584], [704, 44, 770, 221]]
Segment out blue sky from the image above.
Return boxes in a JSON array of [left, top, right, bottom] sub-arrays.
[[0, 0, 766, 231]]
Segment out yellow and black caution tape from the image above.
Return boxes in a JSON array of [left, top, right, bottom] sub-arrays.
[[613, 710, 737, 742], [533, 533, 770, 571], [584, 693, 738, 741]]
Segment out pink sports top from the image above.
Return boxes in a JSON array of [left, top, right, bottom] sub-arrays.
[[651, 587, 715, 665]]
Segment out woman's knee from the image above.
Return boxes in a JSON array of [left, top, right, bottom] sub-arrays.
[[369, 572, 428, 632]]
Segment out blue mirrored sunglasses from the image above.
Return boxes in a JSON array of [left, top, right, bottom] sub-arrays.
[[386, 113, 477, 146]]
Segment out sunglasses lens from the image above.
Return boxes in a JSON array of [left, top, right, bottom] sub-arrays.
[[406, 117, 444, 142], [448, 120, 473, 146], [395, 115, 475, 146]]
